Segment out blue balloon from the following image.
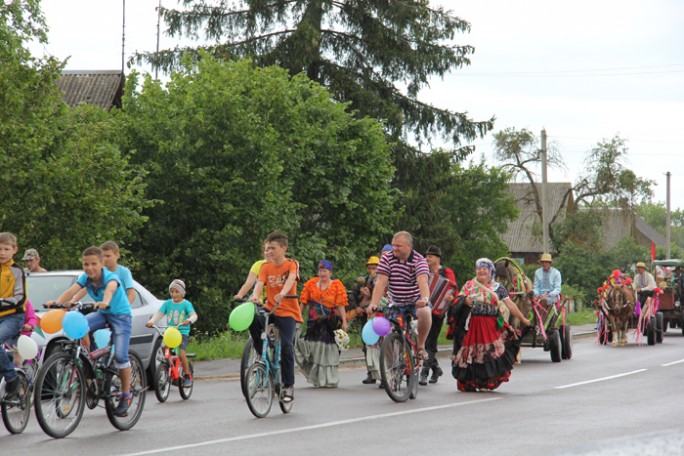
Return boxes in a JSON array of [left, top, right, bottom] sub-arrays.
[[362, 319, 380, 345], [62, 311, 89, 340], [94, 328, 112, 348]]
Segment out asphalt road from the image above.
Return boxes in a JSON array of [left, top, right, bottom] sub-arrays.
[[2, 330, 684, 456]]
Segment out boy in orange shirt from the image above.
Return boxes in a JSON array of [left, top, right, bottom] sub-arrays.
[[250, 232, 301, 403]]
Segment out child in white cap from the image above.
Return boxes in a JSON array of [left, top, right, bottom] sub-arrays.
[[146, 279, 198, 386]]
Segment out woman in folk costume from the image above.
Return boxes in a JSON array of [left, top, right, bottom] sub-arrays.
[[452, 258, 531, 392], [295, 260, 349, 388]]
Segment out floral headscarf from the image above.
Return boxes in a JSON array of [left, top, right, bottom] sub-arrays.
[[475, 258, 496, 280]]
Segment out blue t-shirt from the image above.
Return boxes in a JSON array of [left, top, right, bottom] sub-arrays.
[[77, 268, 131, 316], [159, 299, 195, 335], [111, 265, 135, 293]]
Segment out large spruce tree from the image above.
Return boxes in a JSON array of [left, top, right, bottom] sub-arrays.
[[137, 0, 493, 150]]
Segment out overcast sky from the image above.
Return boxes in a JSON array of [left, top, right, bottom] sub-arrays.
[[30, 0, 684, 210]]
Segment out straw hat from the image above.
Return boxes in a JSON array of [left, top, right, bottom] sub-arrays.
[[540, 253, 553, 263]]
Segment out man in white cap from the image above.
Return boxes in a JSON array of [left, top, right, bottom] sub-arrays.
[[533, 253, 562, 305], [22, 248, 47, 273]]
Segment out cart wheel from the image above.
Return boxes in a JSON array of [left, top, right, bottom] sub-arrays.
[[647, 316, 656, 345], [549, 330, 561, 362], [656, 312, 664, 343], [559, 325, 572, 360]]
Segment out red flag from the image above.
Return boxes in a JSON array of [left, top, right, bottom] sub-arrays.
[[651, 241, 656, 262]]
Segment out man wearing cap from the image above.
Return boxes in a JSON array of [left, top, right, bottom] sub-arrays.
[[349, 255, 380, 384], [633, 261, 656, 309], [22, 248, 47, 273], [533, 253, 562, 305], [420, 245, 456, 385]]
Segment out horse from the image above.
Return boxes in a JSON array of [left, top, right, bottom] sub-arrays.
[[602, 283, 635, 347], [494, 257, 533, 329]]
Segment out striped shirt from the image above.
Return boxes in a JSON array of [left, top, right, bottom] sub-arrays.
[[377, 250, 429, 305]]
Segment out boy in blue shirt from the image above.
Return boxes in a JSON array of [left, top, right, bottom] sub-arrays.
[[146, 279, 197, 386], [51, 246, 133, 417]]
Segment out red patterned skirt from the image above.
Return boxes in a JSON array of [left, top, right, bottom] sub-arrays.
[[452, 314, 520, 392]]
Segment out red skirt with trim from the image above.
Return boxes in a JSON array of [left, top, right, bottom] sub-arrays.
[[452, 314, 520, 391]]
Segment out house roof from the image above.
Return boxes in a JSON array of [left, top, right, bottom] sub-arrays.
[[502, 182, 574, 254], [57, 70, 124, 111], [597, 209, 666, 248]]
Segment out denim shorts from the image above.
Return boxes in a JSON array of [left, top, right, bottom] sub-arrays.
[[87, 312, 132, 369], [179, 334, 189, 351]]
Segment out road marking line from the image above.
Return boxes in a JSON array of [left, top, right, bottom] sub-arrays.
[[662, 359, 684, 367], [554, 369, 647, 389], [127, 397, 501, 455]]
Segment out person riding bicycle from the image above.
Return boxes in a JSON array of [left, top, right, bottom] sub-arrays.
[[0, 232, 27, 401], [532, 253, 562, 306], [367, 231, 432, 362], [234, 240, 270, 303], [146, 279, 197, 387], [49, 246, 133, 417], [248, 231, 301, 403]]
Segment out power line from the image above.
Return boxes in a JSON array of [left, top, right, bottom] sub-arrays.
[[456, 63, 684, 78]]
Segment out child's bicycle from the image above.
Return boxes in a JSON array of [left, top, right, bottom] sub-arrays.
[[149, 325, 195, 402], [379, 304, 420, 403], [32, 302, 146, 438], [0, 335, 39, 434], [241, 295, 298, 418]]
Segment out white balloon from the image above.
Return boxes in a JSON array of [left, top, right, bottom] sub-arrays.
[[17, 334, 39, 360]]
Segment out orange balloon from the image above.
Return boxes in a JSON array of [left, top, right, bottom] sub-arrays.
[[41, 309, 67, 334]]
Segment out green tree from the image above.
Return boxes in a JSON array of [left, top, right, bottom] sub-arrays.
[[637, 201, 684, 252], [137, 0, 493, 152], [392, 149, 517, 282], [119, 56, 395, 334], [1, 1, 148, 268]]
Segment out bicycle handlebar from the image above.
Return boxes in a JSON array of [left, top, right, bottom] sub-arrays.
[[44, 301, 110, 311]]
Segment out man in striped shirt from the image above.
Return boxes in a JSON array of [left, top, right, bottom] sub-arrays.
[[368, 231, 432, 359]]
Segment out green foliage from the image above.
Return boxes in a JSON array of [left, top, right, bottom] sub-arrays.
[[637, 201, 684, 253], [1, 1, 149, 269], [392, 149, 518, 283], [119, 56, 395, 334], [137, 0, 493, 150]]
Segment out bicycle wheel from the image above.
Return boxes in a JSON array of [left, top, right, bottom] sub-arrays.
[[240, 338, 256, 398], [2, 370, 31, 434], [245, 362, 273, 418], [380, 332, 413, 402], [105, 352, 146, 431], [179, 361, 194, 400], [34, 352, 86, 438], [153, 360, 171, 402]]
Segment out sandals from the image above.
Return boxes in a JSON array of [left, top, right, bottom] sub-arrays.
[[417, 348, 429, 361]]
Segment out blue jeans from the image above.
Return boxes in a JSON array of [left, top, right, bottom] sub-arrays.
[[248, 313, 297, 388], [0, 314, 24, 382], [87, 312, 132, 369]]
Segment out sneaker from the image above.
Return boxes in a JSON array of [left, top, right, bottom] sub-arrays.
[[429, 366, 443, 384], [419, 371, 429, 386], [183, 376, 193, 387], [361, 372, 376, 384], [282, 386, 294, 403], [113, 396, 131, 417], [3, 377, 19, 400], [378, 380, 386, 389]]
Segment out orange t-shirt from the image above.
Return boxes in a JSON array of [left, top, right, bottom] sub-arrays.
[[258, 259, 302, 322]]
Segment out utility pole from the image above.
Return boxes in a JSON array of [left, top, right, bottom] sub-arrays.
[[121, 0, 126, 75], [666, 171, 671, 259], [155, 0, 162, 79], [541, 129, 549, 253]]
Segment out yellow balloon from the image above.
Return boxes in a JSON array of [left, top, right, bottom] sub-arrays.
[[163, 326, 182, 349], [41, 309, 66, 334]]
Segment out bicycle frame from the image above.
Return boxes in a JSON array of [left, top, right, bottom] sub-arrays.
[[387, 309, 419, 375]]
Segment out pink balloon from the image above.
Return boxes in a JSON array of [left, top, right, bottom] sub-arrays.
[[372, 316, 391, 336]]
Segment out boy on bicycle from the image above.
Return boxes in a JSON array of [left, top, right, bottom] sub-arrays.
[[0, 232, 27, 400], [146, 279, 197, 386], [249, 232, 301, 403], [50, 246, 133, 417]]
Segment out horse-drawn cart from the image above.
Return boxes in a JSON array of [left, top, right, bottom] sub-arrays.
[[651, 259, 683, 336], [495, 257, 572, 363]]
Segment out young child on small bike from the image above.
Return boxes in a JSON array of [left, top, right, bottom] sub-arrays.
[[146, 279, 197, 387], [49, 246, 134, 417], [0, 232, 27, 401]]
